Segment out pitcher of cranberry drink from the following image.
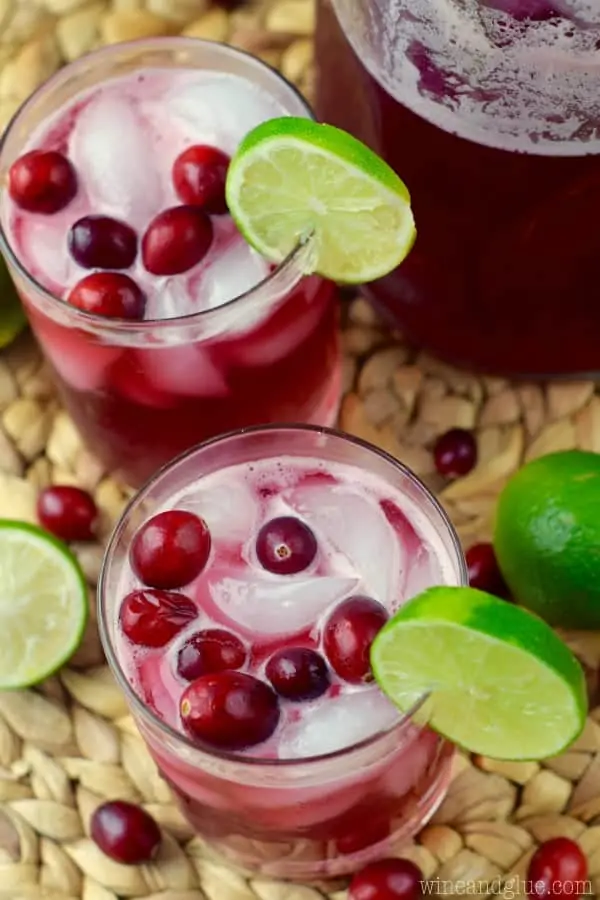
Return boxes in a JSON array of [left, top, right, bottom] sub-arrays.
[[0, 39, 340, 487], [316, 0, 600, 376], [99, 424, 467, 879]]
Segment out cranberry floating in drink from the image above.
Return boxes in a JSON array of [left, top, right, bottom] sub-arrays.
[[0, 39, 341, 487], [8, 150, 77, 214], [172, 145, 230, 214], [99, 425, 467, 879]]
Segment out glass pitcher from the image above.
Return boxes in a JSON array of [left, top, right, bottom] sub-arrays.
[[315, 0, 600, 377]]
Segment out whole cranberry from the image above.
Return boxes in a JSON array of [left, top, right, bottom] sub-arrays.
[[323, 596, 389, 683], [177, 628, 247, 681], [141, 205, 213, 275], [172, 145, 230, 214], [8, 150, 77, 214], [180, 671, 280, 750], [528, 837, 588, 898], [37, 485, 98, 542], [67, 272, 146, 319], [130, 509, 211, 589], [336, 817, 391, 855], [256, 516, 318, 575], [466, 542, 510, 597], [266, 647, 330, 701], [349, 858, 424, 900], [91, 800, 161, 864], [120, 588, 198, 647], [433, 428, 477, 478], [68, 215, 137, 269]]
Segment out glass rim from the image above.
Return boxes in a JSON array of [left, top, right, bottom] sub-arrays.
[[0, 36, 315, 337], [98, 422, 468, 768]]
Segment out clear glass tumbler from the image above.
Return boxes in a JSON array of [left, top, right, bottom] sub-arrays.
[[0, 38, 340, 487], [99, 424, 467, 880]]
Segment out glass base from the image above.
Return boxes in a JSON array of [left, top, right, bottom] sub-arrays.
[[171, 745, 455, 882]]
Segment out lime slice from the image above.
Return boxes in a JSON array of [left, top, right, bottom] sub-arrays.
[[0, 256, 27, 349], [371, 586, 587, 760], [225, 117, 416, 283], [0, 520, 88, 688]]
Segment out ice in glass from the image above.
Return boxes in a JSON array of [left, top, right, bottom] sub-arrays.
[[99, 425, 467, 879], [0, 39, 340, 487]]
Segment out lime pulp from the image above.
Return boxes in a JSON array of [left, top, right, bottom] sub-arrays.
[[225, 117, 416, 284], [371, 586, 587, 760], [0, 520, 88, 688]]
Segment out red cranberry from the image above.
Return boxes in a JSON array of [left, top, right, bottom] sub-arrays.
[[91, 800, 161, 864], [8, 150, 77, 214], [68, 215, 137, 270], [131, 510, 211, 589], [180, 671, 280, 750], [433, 428, 477, 478], [336, 816, 391, 855], [256, 516, 318, 575], [349, 858, 424, 900], [466, 542, 509, 597], [141, 205, 213, 275], [37, 485, 98, 542], [120, 588, 198, 648], [177, 628, 247, 681], [528, 837, 588, 899], [67, 272, 146, 319], [266, 647, 330, 701], [172, 145, 230, 214], [323, 596, 389, 684]]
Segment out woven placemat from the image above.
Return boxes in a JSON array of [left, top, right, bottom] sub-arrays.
[[1, 3, 600, 898]]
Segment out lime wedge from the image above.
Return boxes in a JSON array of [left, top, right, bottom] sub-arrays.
[[225, 117, 416, 283], [0, 256, 27, 349], [371, 586, 587, 760], [0, 520, 88, 688]]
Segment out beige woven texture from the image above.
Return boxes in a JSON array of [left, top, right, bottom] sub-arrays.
[[2, 2, 600, 898]]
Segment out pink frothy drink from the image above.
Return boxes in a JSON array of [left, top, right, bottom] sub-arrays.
[[0, 39, 340, 487], [99, 425, 467, 879]]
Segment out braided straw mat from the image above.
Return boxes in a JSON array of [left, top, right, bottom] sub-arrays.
[[1, 2, 600, 898]]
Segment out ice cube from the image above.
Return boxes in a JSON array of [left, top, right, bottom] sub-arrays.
[[168, 73, 287, 156], [39, 323, 122, 392], [69, 94, 160, 224], [228, 282, 329, 367], [382, 729, 439, 798], [278, 690, 399, 759], [209, 573, 359, 636], [401, 545, 442, 608], [136, 343, 229, 398], [19, 218, 71, 290], [198, 234, 271, 319], [177, 475, 258, 543], [145, 278, 196, 321], [290, 485, 403, 605]]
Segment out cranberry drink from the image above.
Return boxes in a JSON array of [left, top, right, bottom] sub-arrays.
[[100, 426, 466, 879], [316, 0, 600, 376], [0, 39, 340, 487]]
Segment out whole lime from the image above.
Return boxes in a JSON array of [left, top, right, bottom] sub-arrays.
[[494, 450, 600, 629]]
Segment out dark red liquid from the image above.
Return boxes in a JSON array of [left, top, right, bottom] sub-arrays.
[[315, 0, 600, 376], [25, 276, 340, 487]]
